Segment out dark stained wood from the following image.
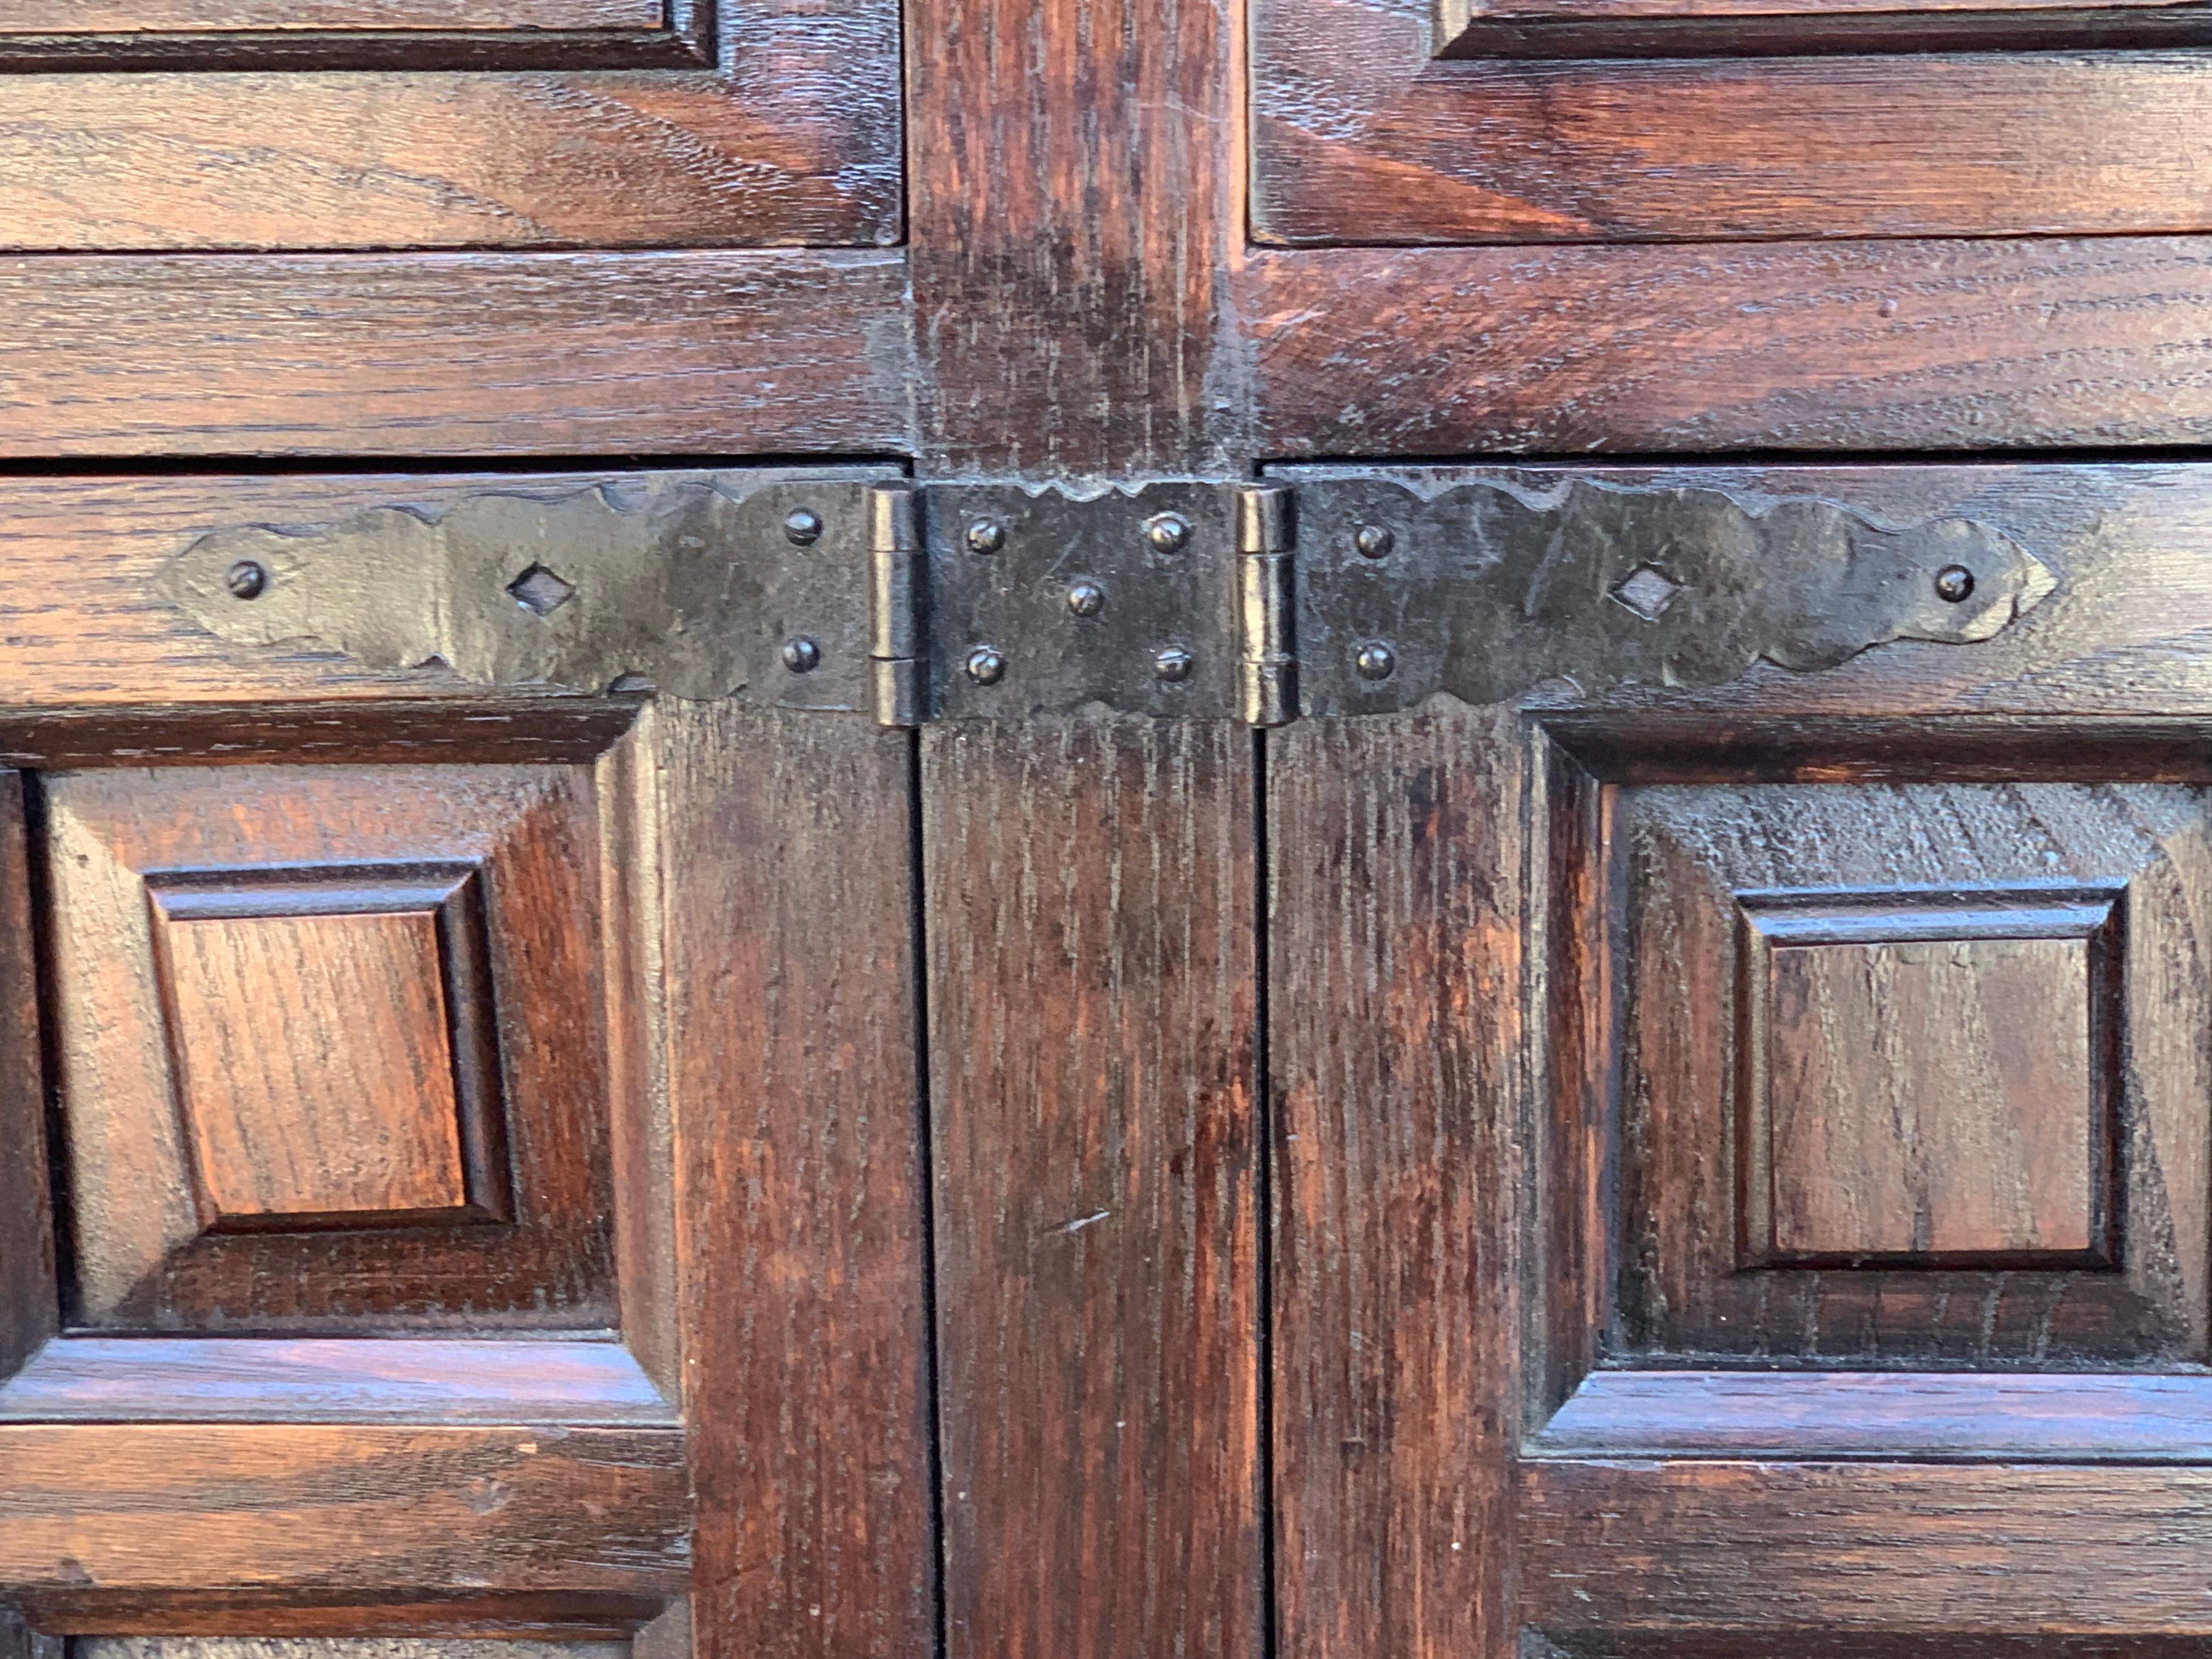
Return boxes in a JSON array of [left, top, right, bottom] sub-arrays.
[[924, 720, 1262, 1659], [74, 1635, 628, 1659], [906, 0, 1243, 474], [1435, 0, 2212, 55], [0, 257, 907, 457], [654, 703, 935, 1659], [1520, 1462, 2212, 1635], [1268, 708, 1521, 1659], [1, 65, 894, 252], [0, 0, 894, 251], [0, 1424, 688, 1592], [1609, 780, 2199, 1361], [46, 764, 614, 1331], [1246, 242, 2212, 456], [14, 1591, 670, 1639], [1759, 928, 2103, 1261], [0, 1337, 673, 1423], [159, 909, 479, 1230], [1254, 0, 2212, 246]]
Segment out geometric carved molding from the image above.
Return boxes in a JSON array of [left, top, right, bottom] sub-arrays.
[[1738, 883, 2121, 1270], [45, 764, 617, 1333], [1575, 775, 2212, 1372], [148, 862, 512, 1234]]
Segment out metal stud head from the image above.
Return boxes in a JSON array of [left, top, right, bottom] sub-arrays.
[[783, 509, 824, 546], [1067, 581, 1106, 618], [1934, 565, 1976, 603], [225, 560, 269, 600], [1144, 514, 1190, 554], [1355, 642, 1397, 682], [1155, 647, 1194, 683], [1353, 524, 1394, 560], [966, 646, 1008, 686], [966, 519, 1006, 555], [781, 637, 821, 674]]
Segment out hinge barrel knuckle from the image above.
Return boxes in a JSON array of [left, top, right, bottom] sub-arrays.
[[867, 482, 926, 727], [1235, 483, 1297, 728]]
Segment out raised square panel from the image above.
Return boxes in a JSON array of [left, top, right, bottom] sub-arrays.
[[1555, 778, 2212, 1369], [45, 765, 614, 1333], [1741, 887, 2119, 1267], [149, 865, 512, 1233]]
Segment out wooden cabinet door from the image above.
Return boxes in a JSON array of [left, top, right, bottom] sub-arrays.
[[8, 0, 2212, 1647]]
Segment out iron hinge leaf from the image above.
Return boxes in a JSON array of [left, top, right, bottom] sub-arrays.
[[163, 469, 2057, 723]]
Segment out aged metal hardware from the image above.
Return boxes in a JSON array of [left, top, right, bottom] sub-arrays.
[[163, 469, 2055, 723]]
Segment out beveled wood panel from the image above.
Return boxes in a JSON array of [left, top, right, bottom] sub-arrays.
[[1757, 921, 2106, 1263], [1435, 0, 2212, 55], [47, 764, 612, 1331], [0, 1424, 688, 1592], [0, 1337, 671, 1423], [158, 902, 497, 1232]]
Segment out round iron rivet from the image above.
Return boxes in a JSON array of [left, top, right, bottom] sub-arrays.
[[1144, 514, 1190, 553], [966, 646, 1008, 686], [1934, 565, 1976, 603], [781, 637, 821, 674], [1356, 642, 1397, 682], [225, 560, 268, 600], [1068, 581, 1106, 618], [1155, 647, 1194, 683], [966, 519, 1006, 555], [783, 509, 823, 546], [1353, 524, 1395, 560]]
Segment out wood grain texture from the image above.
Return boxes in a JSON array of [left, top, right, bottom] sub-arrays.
[[1253, 0, 2212, 246], [47, 764, 613, 1331], [1761, 933, 2101, 1261], [15, 1592, 669, 1639], [161, 910, 475, 1229], [925, 720, 1261, 1659], [0, 1337, 674, 1423], [653, 703, 934, 1659], [1245, 240, 2212, 456], [907, 0, 1244, 473], [1269, 709, 1523, 1659], [0, 772, 54, 1383], [0, 55, 896, 252], [1521, 1460, 2212, 1634], [1434, 0, 2212, 53], [0, 1424, 688, 1592], [0, 256, 907, 455]]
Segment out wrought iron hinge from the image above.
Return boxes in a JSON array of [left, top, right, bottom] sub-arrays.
[[162, 469, 2056, 723]]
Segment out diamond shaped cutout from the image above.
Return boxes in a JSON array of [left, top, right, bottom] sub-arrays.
[[1611, 563, 1681, 622], [507, 563, 575, 618]]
